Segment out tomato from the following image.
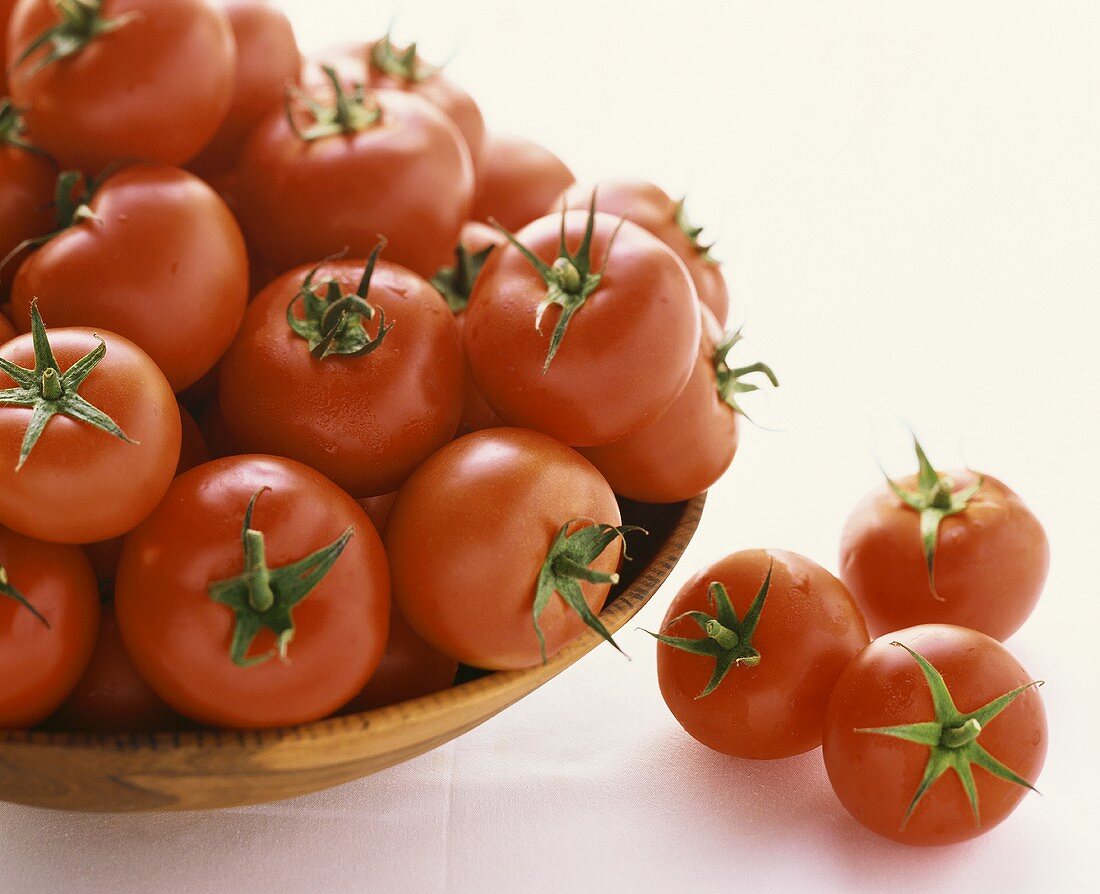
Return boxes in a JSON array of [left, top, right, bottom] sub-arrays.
[[307, 34, 485, 167], [220, 248, 465, 498], [839, 437, 1049, 641], [342, 605, 458, 712], [45, 601, 185, 732], [580, 307, 776, 502], [115, 455, 390, 729], [464, 207, 700, 447], [471, 133, 575, 232], [823, 625, 1047, 845], [652, 549, 868, 759], [189, 0, 300, 177], [0, 0, 15, 94], [386, 428, 632, 670], [236, 72, 474, 279], [10, 164, 249, 392], [0, 523, 100, 728], [557, 180, 730, 323], [0, 307, 181, 544], [0, 101, 55, 297], [6, 0, 235, 171]]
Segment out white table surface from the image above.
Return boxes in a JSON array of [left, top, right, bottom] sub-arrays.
[[2, 1, 1097, 890]]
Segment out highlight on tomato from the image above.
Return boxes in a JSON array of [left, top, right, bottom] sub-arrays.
[[0, 303, 181, 544], [219, 242, 465, 498], [0, 101, 55, 298], [6, 0, 236, 171], [115, 455, 391, 729], [385, 427, 638, 670], [839, 434, 1050, 642], [649, 549, 869, 759], [823, 624, 1047, 846], [463, 199, 701, 447], [471, 132, 575, 231]]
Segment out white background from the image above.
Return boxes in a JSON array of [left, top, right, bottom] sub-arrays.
[[2, 1, 1098, 891]]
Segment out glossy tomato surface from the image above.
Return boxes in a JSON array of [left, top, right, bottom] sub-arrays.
[[656, 549, 869, 758], [115, 455, 391, 729], [386, 428, 623, 670], [0, 121, 54, 297], [823, 625, 1047, 845], [0, 524, 100, 728], [840, 473, 1049, 641], [472, 133, 575, 231]]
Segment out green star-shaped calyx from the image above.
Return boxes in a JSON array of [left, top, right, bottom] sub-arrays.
[[287, 65, 382, 142], [673, 198, 719, 264], [369, 33, 440, 83], [13, 0, 139, 77], [431, 242, 496, 313], [713, 328, 779, 422]]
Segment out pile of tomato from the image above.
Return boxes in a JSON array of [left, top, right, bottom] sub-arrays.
[[0, 0, 1051, 847]]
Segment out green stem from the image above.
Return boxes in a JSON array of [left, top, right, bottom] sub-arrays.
[[243, 529, 275, 613], [40, 368, 62, 401], [704, 619, 739, 650], [942, 718, 982, 748]]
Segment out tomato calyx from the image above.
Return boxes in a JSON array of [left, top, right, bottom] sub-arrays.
[[0, 300, 135, 471], [533, 520, 642, 663], [430, 242, 495, 313], [674, 198, 719, 264], [856, 641, 1043, 830], [12, 0, 140, 78], [645, 561, 773, 697], [286, 241, 395, 359], [207, 488, 355, 668], [0, 100, 50, 159], [713, 328, 779, 421], [882, 434, 984, 601], [0, 566, 51, 628], [287, 66, 382, 142], [369, 33, 440, 84]]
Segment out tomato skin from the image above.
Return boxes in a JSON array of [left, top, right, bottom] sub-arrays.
[[236, 89, 474, 279], [0, 328, 181, 544], [0, 0, 15, 94], [580, 306, 735, 502], [0, 524, 100, 728], [472, 133, 575, 232], [0, 136, 54, 298], [188, 0, 300, 177], [11, 164, 249, 392], [823, 625, 1047, 845], [558, 180, 730, 324], [115, 455, 391, 729], [464, 212, 700, 447], [6, 0, 235, 171], [386, 428, 622, 670], [355, 492, 397, 534], [220, 260, 465, 497], [0, 312, 15, 344], [839, 473, 1049, 641], [657, 549, 869, 759]]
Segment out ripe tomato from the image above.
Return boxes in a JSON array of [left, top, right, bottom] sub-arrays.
[[0, 101, 54, 296], [387, 428, 632, 670], [0, 0, 15, 94], [45, 601, 185, 733], [189, 0, 300, 177], [236, 72, 474, 279], [839, 437, 1049, 641], [115, 455, 391, 729], [823, 625, 1047, 845], [6, 0, 235, 171], [10, 164, 249, 392], [342, 605, 458, 712], [471, 133, 575, 231], [220, 248, 465, 497], [0, 307, 181, 544], [580, 308, 776, 502], [0, 523, 100, 728], [464, 207, 700, 447], [652, 549, 869, 759], [557, 180, 730, 323]]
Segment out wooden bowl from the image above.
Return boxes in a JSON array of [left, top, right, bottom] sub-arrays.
[[0, 494, 704, 813]]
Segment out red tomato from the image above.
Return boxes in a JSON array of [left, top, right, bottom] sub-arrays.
[[472, 133, 575, 232], [6, 0, 235, 171], [386, 428, 630, 670], [0, 524, 100, 728], [220, 251, 465, 497], [189, 0, 300, 177], [558, 180, 730, 323], [839, 438, 1050, 641], [0, 309, 181, 544], [0, 0, 15, 94], [343, 605, 458, 712], [115, 455, 391, 729], [236, 75, 474, 279], [464, 209, 700, 446], [46, 601, 185, 733], [581, 308, 776, 502], [824, 625, 1047, 845], [653, 549, 869, 759], [10, 164, 249, 392], [0, 101, 54, 296]]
